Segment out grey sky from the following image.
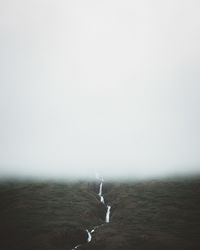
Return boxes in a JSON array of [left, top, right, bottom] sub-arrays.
[[0, 0, 200, 179]]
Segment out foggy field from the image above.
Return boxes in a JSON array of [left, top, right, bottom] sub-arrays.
[[1, 1, 200, 249], [0, 177, 200, 250]]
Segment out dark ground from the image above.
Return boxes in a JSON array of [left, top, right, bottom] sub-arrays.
[[0, 177, 200, 250]]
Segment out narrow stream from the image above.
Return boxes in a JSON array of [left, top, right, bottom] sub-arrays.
[[86, 230, 92, 242], [71, 175, 111, 249], [105, 205, 111, 223]]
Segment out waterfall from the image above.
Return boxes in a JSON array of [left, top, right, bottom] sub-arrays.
[[86, 230, 92, 242], [105, 205, 111, 223], [97, 177, 111, 222], [99, 182, 103, 196], [100, 196, 105, 204], [98, 181, 105, 204], [71, 175, 111, 250]]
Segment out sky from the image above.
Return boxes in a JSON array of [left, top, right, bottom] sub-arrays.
[[0, 0, 200, 179]]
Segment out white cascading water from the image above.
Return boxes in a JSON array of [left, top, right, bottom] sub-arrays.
[[86, 229, 92, 242], [73, 245, 80, 249], [98, 182, 105, 204], [99, 182, 103, 196], [71, 174, 111, 250], [97, 177, 111, 223], [105, 205, 111, 223]]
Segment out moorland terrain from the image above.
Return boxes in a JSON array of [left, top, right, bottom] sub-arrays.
[[0, 177, 200, 250]]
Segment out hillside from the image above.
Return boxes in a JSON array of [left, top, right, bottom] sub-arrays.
[[0, 177, 200, 249]]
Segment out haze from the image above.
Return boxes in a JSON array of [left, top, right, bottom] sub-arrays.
[[0, 0, 200, 180]]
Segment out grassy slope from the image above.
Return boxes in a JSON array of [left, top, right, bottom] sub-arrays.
[[85, 178, 200, 250], [0, 178, 200, 250], [0, 181, 105, 250]]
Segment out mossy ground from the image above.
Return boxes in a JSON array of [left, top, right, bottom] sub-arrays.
[[0, 177, 200, 250]]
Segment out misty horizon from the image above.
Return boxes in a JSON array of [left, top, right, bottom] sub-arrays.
[[0, 0, 200, 180]]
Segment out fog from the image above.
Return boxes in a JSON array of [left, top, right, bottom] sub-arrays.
[[0, 0, 200, 180]]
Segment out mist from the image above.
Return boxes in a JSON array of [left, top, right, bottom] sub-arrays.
[[0, 0, 200, 180]]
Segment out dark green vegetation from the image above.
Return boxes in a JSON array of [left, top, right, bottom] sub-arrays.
[[0, 178, 200, 250]]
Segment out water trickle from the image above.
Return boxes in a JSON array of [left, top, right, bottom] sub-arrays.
[[106, 205, 111, 223], [99, 182, 103, 196], [86, 229, 92, 242], [71, 175, 111, 250], [72, 244, 80, 250], [98, 181, 105, 204]]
